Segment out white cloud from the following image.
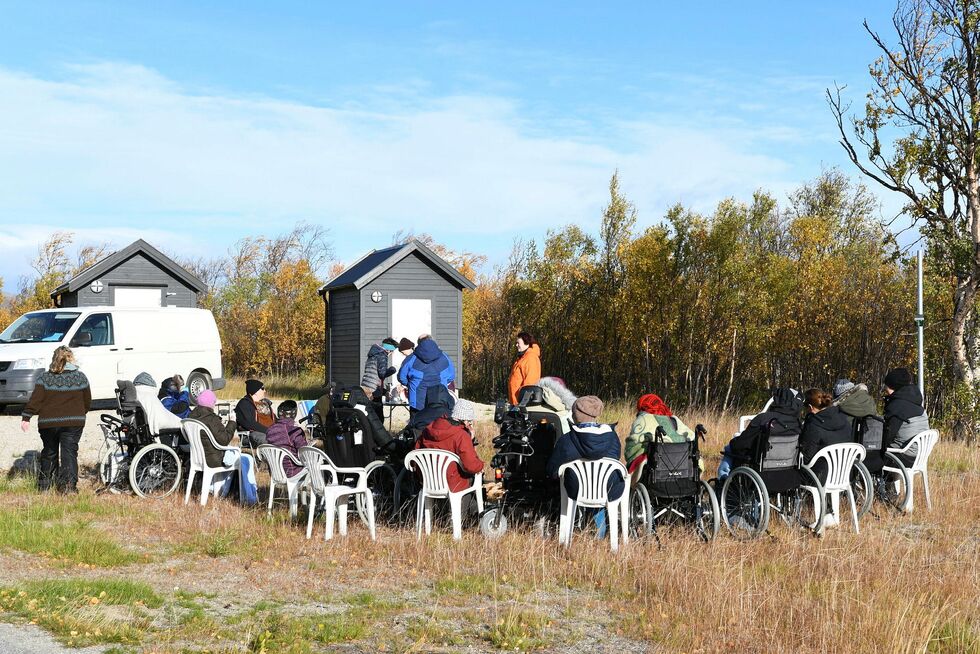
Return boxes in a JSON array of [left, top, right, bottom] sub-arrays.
[[0, 61, 809, 288]]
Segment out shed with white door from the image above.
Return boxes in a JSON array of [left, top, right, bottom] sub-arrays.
[[50, 239, 204, 308], [318, 240, 476, 390]]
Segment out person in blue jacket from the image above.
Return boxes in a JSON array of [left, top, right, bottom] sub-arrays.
[[546, 395, 624, 501], [158, 374, 191, 419], [397, 336, 456, 411]]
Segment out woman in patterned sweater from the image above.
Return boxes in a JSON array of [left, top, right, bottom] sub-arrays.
[[20, 346, 91, 493]]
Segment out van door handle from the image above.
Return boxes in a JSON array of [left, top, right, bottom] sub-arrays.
[[124, 348, 133, 351], [110, 348, 119, 351]]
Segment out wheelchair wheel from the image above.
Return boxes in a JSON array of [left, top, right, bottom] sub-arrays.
[[479, 508, 509, 538], [628, 483, 653, 538], [99, 444, 127, 487], [694, 480, 721, 542], [851, 461, 874, 519], [357, 463, 397, 526], [878, 452, 910, 511], [129, 443, 182, 498], [721, 467, 768, 540]]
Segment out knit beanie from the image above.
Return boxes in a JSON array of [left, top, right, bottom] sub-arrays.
[[196, 390, 216, 408], [451, 398, 476, 422], [884, 368, 913, 390], [134, 372, 156, 387], [572, 395, 603, 424], [245, 379, 264, 396], [398, 337, 415, 351], [833, 379, 855, 399]]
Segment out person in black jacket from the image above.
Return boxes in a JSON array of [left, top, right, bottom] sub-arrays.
[[882, 367, 929, 463], [406, 384, 456, 435], [235, 379, 273, 447], [799, 388, 852, 477], [716, 388, 803, 482]]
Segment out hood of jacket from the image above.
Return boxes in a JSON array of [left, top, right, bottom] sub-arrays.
[[367, 343, 387, 360], [568, 423, 617, 458], [807, 405, 850, 432], [519, 344, 541, 364], [837, 386, 877, 418], [134, 372, 156, 387], [414, 338, 444, 364], [885, 383, 924, 416], [423, 416, 467, 443], [769, 388, 803, 417]]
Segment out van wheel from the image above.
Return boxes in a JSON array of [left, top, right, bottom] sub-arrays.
[[187, 372, 212, 403]]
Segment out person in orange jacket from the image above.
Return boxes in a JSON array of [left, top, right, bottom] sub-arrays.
[[508, 331, 541, 405]]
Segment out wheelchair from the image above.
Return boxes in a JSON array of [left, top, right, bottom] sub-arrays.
[[479, 385, 564, 538], [849, 415, 909, 516], [304, 386, 411, 525], [720, 419, 825, 539], [628, 423, 720, 541], [98, 380, 187, 498]]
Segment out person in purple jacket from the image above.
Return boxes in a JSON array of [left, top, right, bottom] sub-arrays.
[[264, 400, 308, 478]]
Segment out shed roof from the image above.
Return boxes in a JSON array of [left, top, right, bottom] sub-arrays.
[[319, 239, 476, 293], [50, 239, 206, 298]]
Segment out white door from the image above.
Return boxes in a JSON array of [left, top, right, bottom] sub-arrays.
[[113, 287, 162, 307], [389, 298, 432, 394]]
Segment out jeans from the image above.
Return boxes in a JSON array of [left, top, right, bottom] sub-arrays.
[[38, 426, 83, 491], [716, 446, 736, 481]]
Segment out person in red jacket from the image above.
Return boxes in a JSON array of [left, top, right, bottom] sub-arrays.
[[415, 398, 484, 494]]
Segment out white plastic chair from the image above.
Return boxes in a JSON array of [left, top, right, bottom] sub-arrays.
[[802, 443, 866, 534], [298, 446, 375, 541], [887, 429, 939, 512], [256, 445, 309, 518], [182, 419, 242, 506], [557, 458, 629, 551], [403, 449, 484, 541]]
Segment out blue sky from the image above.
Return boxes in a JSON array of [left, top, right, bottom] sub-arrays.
[[0, 1, 903, 291]]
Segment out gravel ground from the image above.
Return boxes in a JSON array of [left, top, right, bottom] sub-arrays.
[[0, 410, 108, 474], [0, 623, 106, 654]]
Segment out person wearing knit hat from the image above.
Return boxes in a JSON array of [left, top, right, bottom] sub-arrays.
[[415, 397, 485, 499], [546, 394, 624, 510], [188, 388, 240, 469], [398, 337, 415, 352], [882, 367, 929, 463], [235, 378, 271, 447], [625, 393, 700, 473], [832, 379, 855, 399]]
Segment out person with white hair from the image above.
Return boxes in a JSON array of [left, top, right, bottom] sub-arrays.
[[414, 398, 484, 493]]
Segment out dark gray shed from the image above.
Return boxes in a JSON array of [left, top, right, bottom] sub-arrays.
[[319, 240, 476, 389], [51, 239, 204, 308]]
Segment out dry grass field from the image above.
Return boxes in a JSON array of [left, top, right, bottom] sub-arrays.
[[0, 407, 977, 653]]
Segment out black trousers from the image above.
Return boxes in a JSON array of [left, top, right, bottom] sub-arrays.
[[38, 426, 83, 491]]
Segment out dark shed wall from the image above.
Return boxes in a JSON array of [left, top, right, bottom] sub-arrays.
[[328, 287, 361, 387], [360, 252, 464, 387], [71, 253, 197, 307]]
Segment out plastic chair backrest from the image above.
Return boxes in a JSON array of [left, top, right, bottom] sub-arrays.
[[404, 449, 460, 496], [808, 442, 865, 491], [298, 446, 329, 495], [907, 429, 939, 471], [257, 445, 298, 484], [181, 419, 209, 468], [558, 458, 628, 508]]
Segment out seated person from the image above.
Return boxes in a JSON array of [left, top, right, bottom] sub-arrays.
[[832, 379, 877, 430], [265, 400, 307, 478], [624, 393, 699, 474], [716, 387, 803, 482], [415, 399, 485, 495], [526, 376, 575, 434], [545, 395, 624, 502], [188, 390, 239, 468], [800, 388, 852, 477], [235, 379, 274, 447], [407, 384, 456, 435], [133, 372, 183, 434], [882, 367, 929, 464], [158, 374, 191, 419]]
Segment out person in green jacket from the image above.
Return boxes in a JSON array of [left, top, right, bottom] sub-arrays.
[[625, 393, 700, 474], [832, 379, 878, 428]]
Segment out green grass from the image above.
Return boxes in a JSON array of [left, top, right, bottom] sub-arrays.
[[0, 494, 139, 567], [405, 614, 467, 647], [485, 608, 552, 651], [434, 573, 499, 597], [247, 611, 369, 654], [0, 578, 162, 647], [929, 619, 980, 654]]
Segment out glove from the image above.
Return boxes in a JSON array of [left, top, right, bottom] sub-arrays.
[[383, 366, 397, 378]]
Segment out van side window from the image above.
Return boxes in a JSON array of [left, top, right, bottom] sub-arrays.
[[76, 314, 114, 346]]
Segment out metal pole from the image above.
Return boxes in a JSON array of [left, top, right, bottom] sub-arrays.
[[916, 250, 925, 398]]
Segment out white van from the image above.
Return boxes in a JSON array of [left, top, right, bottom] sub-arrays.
[[0, 306, 225, 408]]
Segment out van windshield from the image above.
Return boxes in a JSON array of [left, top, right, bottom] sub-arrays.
[[0, 312, 81, 344]]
